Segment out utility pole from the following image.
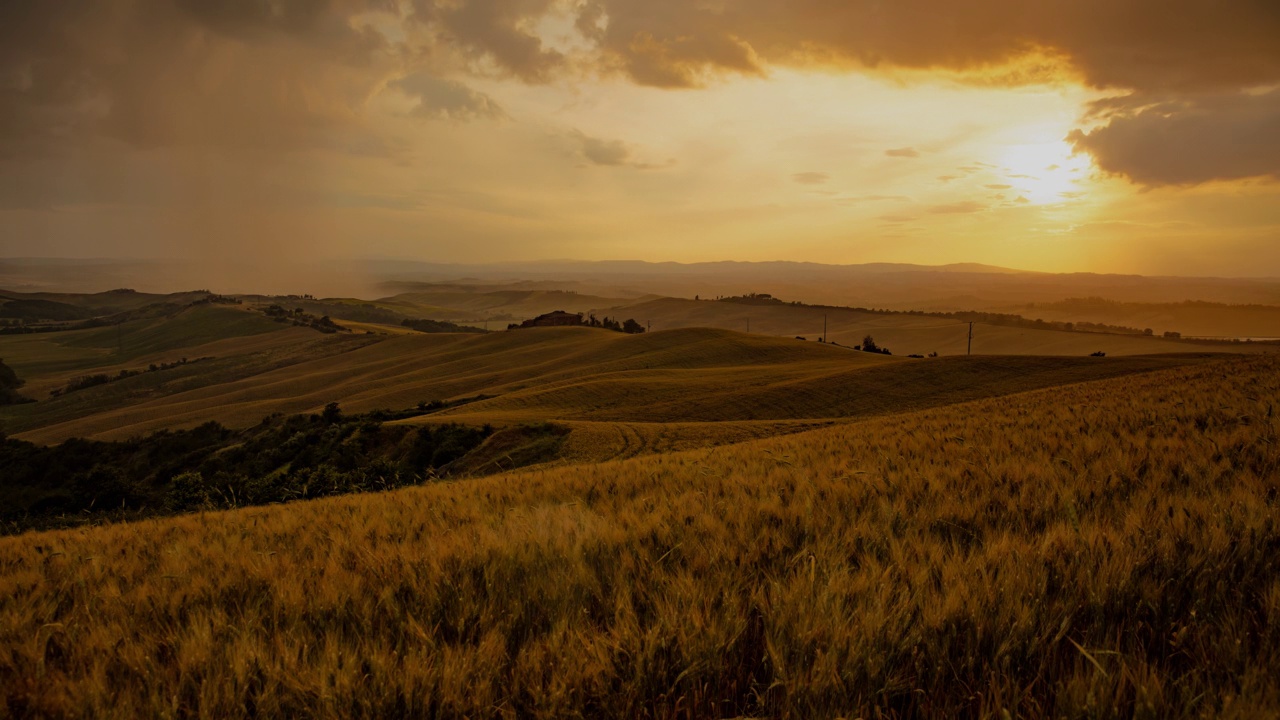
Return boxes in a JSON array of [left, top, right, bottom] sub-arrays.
[[967, 322, 974, 355], [823, 314, 828, 343]]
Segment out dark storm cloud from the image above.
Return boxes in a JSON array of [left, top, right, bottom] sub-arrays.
[[1069, 89, 1280, 186], [566, 0, 1280, 93], [0, 0, 400, 158], [4, 0, 1280, 186], [562, 0, 1280, 184]]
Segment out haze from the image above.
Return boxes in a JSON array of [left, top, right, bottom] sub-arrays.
[[2, 1, 1279, 281]]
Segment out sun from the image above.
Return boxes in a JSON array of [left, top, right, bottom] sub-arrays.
[[997, 139, 1092, 205]]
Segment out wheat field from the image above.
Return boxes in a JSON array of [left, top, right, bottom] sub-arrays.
[[603, 297, 1274, 358], [2, 354, 1277, 718], [5, 319, 1225, 445]]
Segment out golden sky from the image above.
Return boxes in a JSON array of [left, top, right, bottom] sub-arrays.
[[2, 1, 1279, 276]]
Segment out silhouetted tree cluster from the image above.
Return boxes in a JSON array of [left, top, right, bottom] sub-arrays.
[[0, 409, 501, 533], [49, 358, 204, 398], [261, 305, 348, 334], [856, 335, 892, 355], [401, 318, 488, 334], [190, 293, 241, 306], [587, 314, 646, 334], [0, 359, 32, 406], [717, 293, 782, 306]]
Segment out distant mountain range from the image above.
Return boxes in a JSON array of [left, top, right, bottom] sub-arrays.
[[4, 257, 1280, 309]]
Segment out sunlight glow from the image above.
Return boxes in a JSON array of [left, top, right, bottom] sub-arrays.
[[998, 140, 1092, 205]]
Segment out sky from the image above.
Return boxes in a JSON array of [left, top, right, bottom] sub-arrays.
[[2, 1, 1279, 278]]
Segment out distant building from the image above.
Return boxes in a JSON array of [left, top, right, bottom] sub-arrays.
[[515, 311, 584, 329]]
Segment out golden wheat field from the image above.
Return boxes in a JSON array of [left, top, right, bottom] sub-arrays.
[[2, 354, 1277, 718], [601, 298, 1273, 358], [2, 312, 1227, 446]]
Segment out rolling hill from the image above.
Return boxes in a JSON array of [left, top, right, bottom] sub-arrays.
[[596, 297, 1271, 357], [995, 298, 1280, 339], [363, 284, 651, 324], [2, 354, 1275, 717], [2, 315, 1224, 446]]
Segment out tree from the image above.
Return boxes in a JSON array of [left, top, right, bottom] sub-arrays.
[[0, 358, 32, 406], [862, 335, 880, 353], [622, 318, 645, 334], [321, 402, 343, 424]]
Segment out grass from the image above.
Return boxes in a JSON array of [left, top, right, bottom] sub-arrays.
[[1, 354, 1276, 717]]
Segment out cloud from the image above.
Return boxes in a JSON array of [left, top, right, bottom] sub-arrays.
[[929, 201, 986, 214], [985, 184, 1013, 190], [571, 130, 671, 169], [6, 0, 1278, 204], [570, 1, 1280, 94], [409, 0, 565, 83], [393, 72, 508, 121], [557, 0, 1280, 182], [835, 194, 911, 205], [1069, 88, 1280, 186], [0, 1, 402, 158], [576, 132, 631, 165], [792, 172, 830, 185]]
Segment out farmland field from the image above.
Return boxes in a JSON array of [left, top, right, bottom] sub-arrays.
[[1, 288, 1278, 718], [2, 354, 1277, 717], [8, 1, 1280, 713], [0, 302, 1240, 445]]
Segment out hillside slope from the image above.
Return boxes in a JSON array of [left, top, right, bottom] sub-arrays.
[[2, 355, 1275, 717], [6, 323, 1218, 445], [429, 352, 1215, 424], [5, 327, 891, 442], [603, 297, 1267, 357]]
